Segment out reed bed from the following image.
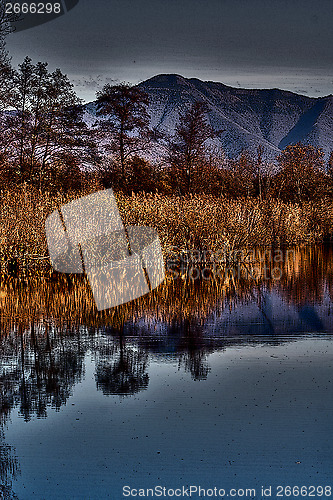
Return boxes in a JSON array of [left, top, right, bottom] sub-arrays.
[[113, 193, 333, 258], [1, 185, 333, 274]]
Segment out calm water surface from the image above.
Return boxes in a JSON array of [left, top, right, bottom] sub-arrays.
[[0, 246, 332, 499]]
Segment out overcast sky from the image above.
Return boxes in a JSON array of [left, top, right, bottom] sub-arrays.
[[6, 0, 333, 102]]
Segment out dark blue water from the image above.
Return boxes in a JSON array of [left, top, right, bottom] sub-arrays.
[[4, 336, 333, 500]]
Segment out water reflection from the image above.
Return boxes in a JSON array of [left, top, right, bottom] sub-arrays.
[[0, 245, 332, 497], [0, 424, 20, 499], [95, 329, 149, 395], [0, 324, 85, 422], [0, 246, 332, 408]]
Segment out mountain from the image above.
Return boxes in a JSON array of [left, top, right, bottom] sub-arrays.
[[84, 74, 333, 161]]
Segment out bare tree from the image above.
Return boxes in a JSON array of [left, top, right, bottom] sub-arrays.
[[168, 101, 221, 194], [0, 56, 96, 188], [276, 143, 326, 203], [96, 83, 150, 185]]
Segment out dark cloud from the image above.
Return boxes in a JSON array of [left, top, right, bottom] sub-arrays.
[[6, 0, 333, 101]]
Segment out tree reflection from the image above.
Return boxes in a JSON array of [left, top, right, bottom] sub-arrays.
[[0, 322, 86, 422], [173, 318, 211, 381], [180, 349, 211, 381], [0, 439, 19, 500], [0, 376, 20, 500], [95, 327, 149, 396]]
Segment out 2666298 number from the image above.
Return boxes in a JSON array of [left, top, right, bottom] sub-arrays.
[[6, 3, 62, 15]]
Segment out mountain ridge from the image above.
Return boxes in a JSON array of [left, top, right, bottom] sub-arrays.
[[84, 74, 333, 161]]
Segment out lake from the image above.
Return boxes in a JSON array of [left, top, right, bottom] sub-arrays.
[[0, 245, 332, 499]]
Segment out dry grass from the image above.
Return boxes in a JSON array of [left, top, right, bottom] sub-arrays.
[[116, 192, 333, 257], [0, 185, 333, 274], [0, 182, 101, 270]]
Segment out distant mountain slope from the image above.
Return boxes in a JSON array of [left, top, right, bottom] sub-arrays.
[[84, 74, 333, 160]]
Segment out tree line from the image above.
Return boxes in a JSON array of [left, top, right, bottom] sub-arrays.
[[0, 11, 332, 201]]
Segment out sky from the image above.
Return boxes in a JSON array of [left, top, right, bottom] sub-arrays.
[[5, 0, 333, 102]]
